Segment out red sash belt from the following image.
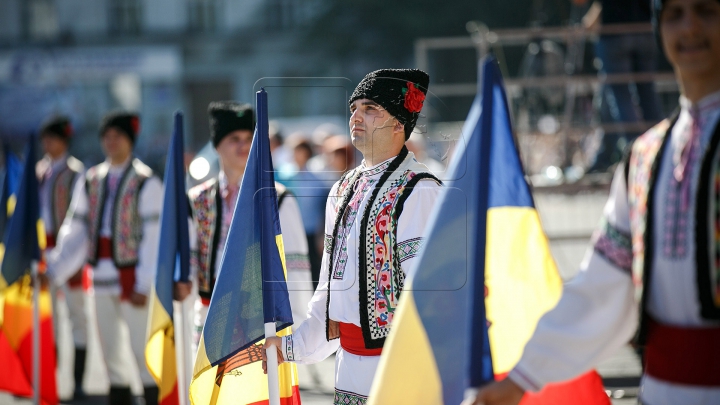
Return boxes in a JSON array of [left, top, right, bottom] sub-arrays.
[[97, 237, 135, 301], [645, 316, 720, 386], [339, 322, 382, 357], [46, 234, 57, 249]]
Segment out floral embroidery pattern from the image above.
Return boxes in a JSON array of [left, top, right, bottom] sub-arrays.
[[51, 165, 77, 231], [593, 219, 633, 273], [628, 120, 670, 288], [367, 170, 415, 334], [332, 175, 375, 280], [189, 180, 218, 296], [333, 389, 367, 405]]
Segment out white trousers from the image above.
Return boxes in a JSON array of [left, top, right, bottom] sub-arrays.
[[333, 348, 380, 404], [51, 284, 88, 347], [94, 293, 154, 386]]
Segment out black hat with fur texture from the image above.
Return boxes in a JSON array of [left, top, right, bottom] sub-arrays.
[[208, 101, 255, 147], [349, 69, 430, 140], [99, 112, 140, 144], [40, 115, 73, 141]]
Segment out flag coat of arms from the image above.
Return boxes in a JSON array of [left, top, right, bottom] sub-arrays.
[[368, 58, 609, 405], [189, 90, 301, 405]]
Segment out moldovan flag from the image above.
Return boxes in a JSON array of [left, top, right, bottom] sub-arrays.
[[146, 113, 190, 405], [368, 58, 609, 405], [189, 90, 300, 405], [0, 138, 58, 405]]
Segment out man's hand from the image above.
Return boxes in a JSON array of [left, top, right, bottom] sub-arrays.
[[261, 336, 284, 374], [173, 281, 192, 301], [460, 378, 525, 405], [129, 291, 148, 307]]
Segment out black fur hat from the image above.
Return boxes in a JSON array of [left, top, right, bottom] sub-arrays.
[[208, 101, 255, 147], [349, 69, 430, 140], [40, 115, 73, 141], [99, 112, 140, 143]]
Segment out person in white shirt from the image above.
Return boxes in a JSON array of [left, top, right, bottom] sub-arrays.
[[263, 69, 443, 404], [467, 1, 720, 404], [47, 112, 163, 405], [177, 102, 313, 353], [36, 115, 87, 400]]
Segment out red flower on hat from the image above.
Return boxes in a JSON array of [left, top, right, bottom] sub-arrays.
[[65, 123, 74, 138], [403, 82, 425, 113], [130, 117, 140, 134]]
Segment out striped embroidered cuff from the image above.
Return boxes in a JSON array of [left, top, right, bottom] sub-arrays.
[[397, 237, 423, 263], [284, 335, 295, 362], [508, 366, 542, 393], [593, 219, 632, 273], [285, 253, 310, 272]]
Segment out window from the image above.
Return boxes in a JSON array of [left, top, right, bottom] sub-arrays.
[[109, 0, 142, 35], [24, 0, 59, 40], [188, 0, 217, 32]]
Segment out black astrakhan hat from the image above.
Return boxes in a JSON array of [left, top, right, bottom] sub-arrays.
[[208, 101, 255, 147], [40, 115, 73, 141], [99, 112, 140, 143], [349, 69, 430, 140]]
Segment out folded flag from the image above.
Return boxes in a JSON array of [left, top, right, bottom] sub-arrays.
[[146, 112, 191, 405]]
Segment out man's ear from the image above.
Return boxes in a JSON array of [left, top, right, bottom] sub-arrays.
[[394, 119, 405, 135]]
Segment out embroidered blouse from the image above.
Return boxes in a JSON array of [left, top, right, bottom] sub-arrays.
[[47, 157, 163, 296], [281, 149, 442, 363], [508, 90, 720, 405]]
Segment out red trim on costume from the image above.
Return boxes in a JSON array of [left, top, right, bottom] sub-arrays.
[[645, 316, 720, 386], [98, 237, 135, 300], [45, 234, 57, 249], [339, 322, 383, 356]]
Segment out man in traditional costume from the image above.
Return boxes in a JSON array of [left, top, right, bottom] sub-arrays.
[[181, 102, 313, 350], [47, 112, 163, 405], [468, 1, 720, 404], [36, 115, 88, 399], [263, 69, 443, 404]]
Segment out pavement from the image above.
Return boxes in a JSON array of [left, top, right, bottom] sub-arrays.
[[1, 190, 643, 405]]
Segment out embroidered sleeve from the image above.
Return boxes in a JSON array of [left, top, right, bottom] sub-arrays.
[[397, 237, 424, 263], [285, 253, 310, 272], [592, 219, 633, 273], [282, 335, 295, 361]]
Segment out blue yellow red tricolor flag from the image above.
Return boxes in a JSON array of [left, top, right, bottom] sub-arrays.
[[146, 112, 190, 405], [0, 137, 58, 405], [189, 90, 300, 405], [368, 58, 609, 405]]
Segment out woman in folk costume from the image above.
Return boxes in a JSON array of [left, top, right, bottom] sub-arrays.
[[178, 101, 313, 350], [36, 115, 89, 400], [46, 112, 163, 405], [468, 1, 720, 404], [263, 69, 443, 404]]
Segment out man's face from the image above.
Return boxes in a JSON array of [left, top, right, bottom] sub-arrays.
[[101, 127, 133, 162], [349, 98, 402, 158], [660, 0, 720, 80], [40, 134, 68, 159], [215, 130, 253, 171]]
